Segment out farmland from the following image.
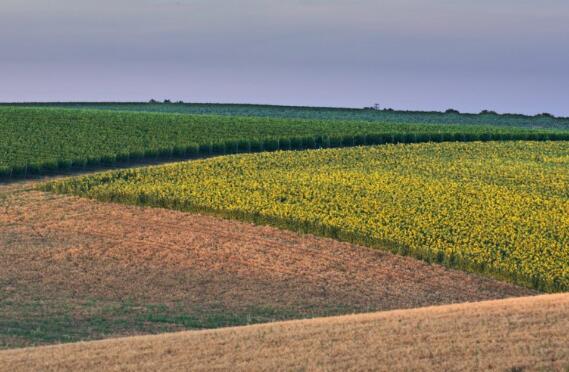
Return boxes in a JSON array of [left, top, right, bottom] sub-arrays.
[[2, 106, 568, 179], [2, 293, 568, 372], [0, 181, 530, 349], [8, 102, 569, 130], [2, 103, 568, 369], [3, 0, 568, 368], [43, 141, 569, 292]]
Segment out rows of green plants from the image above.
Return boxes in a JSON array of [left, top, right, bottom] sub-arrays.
[[42, 142, 569, 292], [2, 106, 569, 179], [11, 102, 569, 130]]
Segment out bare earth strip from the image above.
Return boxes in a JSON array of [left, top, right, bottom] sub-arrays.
[[0, 181, 533, 348], [1, 293, 568, 371]]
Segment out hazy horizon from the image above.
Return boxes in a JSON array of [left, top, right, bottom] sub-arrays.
[[2, 0, 568, 116]]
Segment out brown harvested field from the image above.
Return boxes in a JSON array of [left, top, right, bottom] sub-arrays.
[[0, 180, 534, 349], [2, 293, 568, 372]]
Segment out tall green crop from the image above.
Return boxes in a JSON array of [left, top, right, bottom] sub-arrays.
[[2, 106, 568, 179]]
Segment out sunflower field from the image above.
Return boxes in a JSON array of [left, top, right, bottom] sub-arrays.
[[42, 141, 569, 291]]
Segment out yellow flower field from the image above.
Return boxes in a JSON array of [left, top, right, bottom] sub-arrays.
[[43, 141, 569, 291]]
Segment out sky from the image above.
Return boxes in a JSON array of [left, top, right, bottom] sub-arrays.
[[1, 0, 568, 115]]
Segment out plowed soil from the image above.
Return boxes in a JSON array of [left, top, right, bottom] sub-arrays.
[[0, 180, 534, 348]]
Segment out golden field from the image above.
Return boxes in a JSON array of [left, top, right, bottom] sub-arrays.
[[2, 293, 568, 371]]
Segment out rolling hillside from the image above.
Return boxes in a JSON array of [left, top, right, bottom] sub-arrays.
[[1, 293, 567, 371], [8, 102, 569, 130]]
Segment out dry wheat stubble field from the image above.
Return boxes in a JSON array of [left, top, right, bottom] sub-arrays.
[[2, 293, 568, 372], [0, 178, 534, 349]]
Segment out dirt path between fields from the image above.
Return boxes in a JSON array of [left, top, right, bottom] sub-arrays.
[[0, 180, 534, 348]]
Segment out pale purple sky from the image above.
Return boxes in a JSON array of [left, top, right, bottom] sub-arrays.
[[2, 0, 568, 115]]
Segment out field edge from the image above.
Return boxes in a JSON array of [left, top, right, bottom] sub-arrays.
[[1, 293, 567, 371]]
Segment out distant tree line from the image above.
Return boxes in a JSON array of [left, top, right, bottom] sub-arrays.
[[148, 99, 184, 104], [364, 105, 555, 118]]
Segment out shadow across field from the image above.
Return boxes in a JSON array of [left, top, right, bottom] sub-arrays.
[[0, 153, 218, 185], [3, 294, 566, 371]]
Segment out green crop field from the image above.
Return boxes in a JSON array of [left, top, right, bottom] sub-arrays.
[[8, 102, 569, 130], [2, 106, 567, 179], [43, 141, 569, 292]]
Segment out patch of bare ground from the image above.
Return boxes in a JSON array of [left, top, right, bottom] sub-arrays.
[[2, 293, 568, 372], [0, 181, 534, 348]]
